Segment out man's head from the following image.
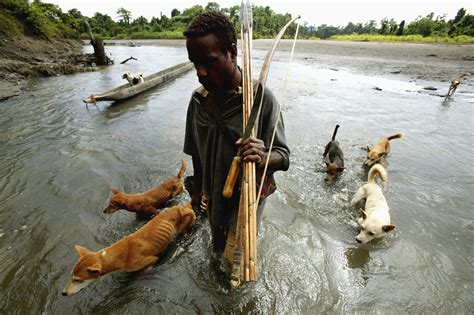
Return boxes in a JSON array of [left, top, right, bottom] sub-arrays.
[[184, 11, 239, 95]]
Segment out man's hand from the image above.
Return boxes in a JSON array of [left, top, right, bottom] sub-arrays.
[[236, 137, 267, 168]]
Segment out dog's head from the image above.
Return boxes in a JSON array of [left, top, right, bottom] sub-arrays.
[[122, 73, 130, 79], [161, 178, 185, 198], [177, 203, 196, 236], [62, 245, 102, 296], [364, 146, 384, 166], [103, 188, 126, 214], [356, 208, 395, 243], [325, 163, 344, 182]]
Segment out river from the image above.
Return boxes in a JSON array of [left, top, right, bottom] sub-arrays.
[[0, 39, 473, 313]]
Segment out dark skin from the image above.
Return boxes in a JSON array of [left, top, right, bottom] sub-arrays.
[[186, 33, 284, 203]]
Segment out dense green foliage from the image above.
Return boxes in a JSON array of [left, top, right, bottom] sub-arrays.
[[0, 0, 80, 38], [330, 34, 474, 43], [1, 1, 473, 43], [316, 9, 473, 40]]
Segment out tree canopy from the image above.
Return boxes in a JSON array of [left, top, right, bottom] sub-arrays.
[[1, 1, 472, 41]]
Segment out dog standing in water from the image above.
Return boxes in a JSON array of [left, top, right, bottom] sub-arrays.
[[323, 124, 344, 182], [351, 164, 395, 243], [103, 160, 186, 217], [364, 133, 403, 166], [62, 203, 196, 296], [446, 73, 470, 97]]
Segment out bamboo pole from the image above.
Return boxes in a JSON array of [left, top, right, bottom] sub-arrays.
[[247, 8, 257, 281], [245, 0, 256, 283], [230, 0, 255, 287]]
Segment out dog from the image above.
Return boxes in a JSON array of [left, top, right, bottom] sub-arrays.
[[104, 160, 186, 217], [122, 72, 144, 86], [447, 73, 470, 97], [323, 124, 344, 182], [62, 203, 196, 296], [350, 164, 395, 243], [364, 133, 403, 166]]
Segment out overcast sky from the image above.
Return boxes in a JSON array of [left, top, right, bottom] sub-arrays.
[[47, 0, 473, 26]]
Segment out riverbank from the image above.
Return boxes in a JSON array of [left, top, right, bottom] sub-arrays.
[[272, 39, 474, 82], [0, 35, 96, 100], [105, 38, 474, 83], [2, 37, 473, 100], [329, 34, 474, 43]]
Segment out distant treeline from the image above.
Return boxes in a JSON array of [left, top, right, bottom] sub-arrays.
[[1, 0, 473, 42]]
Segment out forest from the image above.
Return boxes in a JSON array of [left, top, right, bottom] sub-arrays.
[[1, 0, 473, 42]]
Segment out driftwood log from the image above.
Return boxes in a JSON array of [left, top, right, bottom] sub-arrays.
[[120, 56, 137, 64], [84, 20, 113, 66]]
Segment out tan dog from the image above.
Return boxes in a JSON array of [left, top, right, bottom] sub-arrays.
[[351, 164, 395, 243], [62, 203, 196, 296], [364, 133, 403, 166], [104, 160, 186, 216], [447, 73, 470, 97]]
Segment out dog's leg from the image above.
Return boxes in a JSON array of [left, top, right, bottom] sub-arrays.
[[140, 256, 159, 269], [351, 186, 367, 207], [323, 143, 330, 159], [177, 213, 195, 236], [451, 85, 458, 95], [142, 205, 159, 216]]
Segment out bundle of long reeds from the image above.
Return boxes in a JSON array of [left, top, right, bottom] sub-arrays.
[[230, 0, 257, 287], [228, 3, 300, 288]]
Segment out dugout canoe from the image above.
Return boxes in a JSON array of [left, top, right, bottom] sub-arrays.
[[83, 61, 193, 103]]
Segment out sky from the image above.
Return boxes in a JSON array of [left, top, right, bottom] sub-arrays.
[[47, 0, 473, 26]]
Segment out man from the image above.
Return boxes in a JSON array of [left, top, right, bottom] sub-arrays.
[[183, 11, 290, 267]]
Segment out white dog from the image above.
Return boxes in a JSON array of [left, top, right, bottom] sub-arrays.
[[351, 164, 395, 243], [122, 73, 144, 86]]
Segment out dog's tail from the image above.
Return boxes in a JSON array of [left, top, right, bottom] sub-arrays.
[[332, 124, 340, 141], [368, 164, 388, 184], [176, 160, 187, 179], [387, 133, 404, 141]]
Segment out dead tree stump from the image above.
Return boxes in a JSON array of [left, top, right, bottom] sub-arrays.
[[84, 20, 113, 66]]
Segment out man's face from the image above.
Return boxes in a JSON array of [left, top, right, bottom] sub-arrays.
[[186, 33, 236, 95]]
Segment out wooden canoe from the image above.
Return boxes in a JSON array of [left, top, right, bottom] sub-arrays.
[[83, 61, 193, 103]]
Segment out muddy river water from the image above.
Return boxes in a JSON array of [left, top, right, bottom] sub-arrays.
[[0, 39, 473, 313]]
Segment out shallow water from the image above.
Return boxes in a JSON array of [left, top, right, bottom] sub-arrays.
[[0, 40, 473, 313]]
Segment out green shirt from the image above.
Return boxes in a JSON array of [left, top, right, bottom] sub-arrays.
[[183, 84, 290, 250]]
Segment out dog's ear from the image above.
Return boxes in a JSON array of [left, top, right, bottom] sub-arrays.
[[359, 208, 367, 220], [378, 152, 384, 157], [111, 188, 120, 195], [86, 263, 102, 277], [382, 224, 396, 232], [75, 245, 92, 257], [366, 145, 370, 152]]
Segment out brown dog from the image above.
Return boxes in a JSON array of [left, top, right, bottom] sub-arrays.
[[447, 73, 470, 97], [364, 133, 403, 166], [62, 203, 196, 296], [104, 160, 186, 216], [323, 124, 344, 182]]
